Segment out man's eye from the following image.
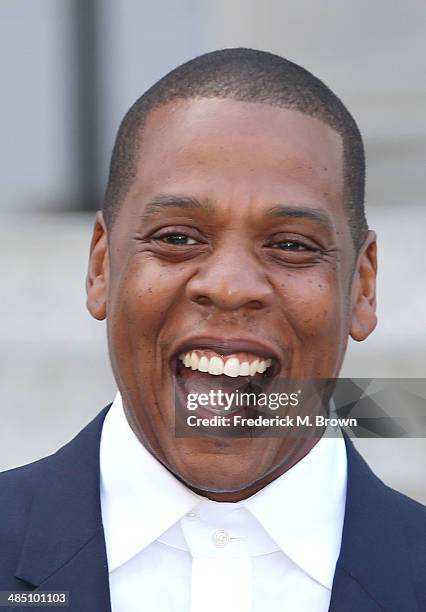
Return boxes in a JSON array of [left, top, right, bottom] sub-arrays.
[[271, 241, 310, 251], [157, 233, 198, 245]]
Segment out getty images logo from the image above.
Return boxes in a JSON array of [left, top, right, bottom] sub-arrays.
[[186, 389, 301, 411]]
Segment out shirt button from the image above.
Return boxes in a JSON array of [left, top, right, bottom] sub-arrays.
[[186, 511, 198, 520], [212, 528, 230, 548]]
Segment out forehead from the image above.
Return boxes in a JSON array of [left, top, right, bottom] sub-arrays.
[[123, 97, 345, 224]]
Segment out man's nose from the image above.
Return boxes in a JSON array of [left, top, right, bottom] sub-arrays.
[[185, 244, 274, 311]]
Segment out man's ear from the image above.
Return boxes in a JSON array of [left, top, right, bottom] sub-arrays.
[[86, 211, 109, 321], [350, 230, 378, 341]]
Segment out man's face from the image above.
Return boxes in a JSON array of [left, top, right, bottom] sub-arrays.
[[87, 98, 377, 499]]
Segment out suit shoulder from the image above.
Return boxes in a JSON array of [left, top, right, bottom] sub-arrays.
[[0, 453, 54, 498], [0, 454, 58, 585], [386, 483, 426, 519], [0, 453, 57, 539], [384, 483, 426, 593], [386, 484, 426, 535], [0, 406, 110, 585], [347, 434, 426, 533], [0, 406, 110, 533]]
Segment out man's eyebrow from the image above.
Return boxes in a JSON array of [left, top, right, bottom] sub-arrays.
[[265, 205, 334, 230], [140, 193, 213, 220], [140, 196, 334, 231]]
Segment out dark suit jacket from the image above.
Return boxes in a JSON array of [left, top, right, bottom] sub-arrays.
[[1, 404, 425, 611]]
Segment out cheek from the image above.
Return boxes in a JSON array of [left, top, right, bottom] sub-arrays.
[[106, 258, 188, 396], [277, 269, 345, 338], [108, 257, 187, 348]]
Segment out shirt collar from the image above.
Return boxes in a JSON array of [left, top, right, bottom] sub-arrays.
[[100, 392, 201, 571], [243, 428, 347, 588], [100, 391, 347, 587]]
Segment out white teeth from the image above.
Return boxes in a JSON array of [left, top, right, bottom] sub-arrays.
[[249, 360, 259, 376], [239, 362, 250, 376], [198, 356, 209, 372], [190, 352, 199, 370], [257, 361, 266, 373], [223, 357, 240, 377], [208, 356, 224, 375], [180, 351, 274, 377]]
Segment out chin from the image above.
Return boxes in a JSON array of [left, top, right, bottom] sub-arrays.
[[178, 470, 261, 497], [164, 443, 269, 494]]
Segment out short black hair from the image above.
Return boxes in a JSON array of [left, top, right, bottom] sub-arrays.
[[103, 48, 367, 249]]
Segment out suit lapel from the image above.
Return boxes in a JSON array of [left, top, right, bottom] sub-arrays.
[[329, 434, 419, 612], [329, 564, 385, 612], [14, 406, 112, 612]]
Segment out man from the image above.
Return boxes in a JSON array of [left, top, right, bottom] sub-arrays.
[[1, 48, 425, 611]]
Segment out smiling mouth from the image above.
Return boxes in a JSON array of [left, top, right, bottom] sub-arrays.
[[179, 350, 274, 377], [172, 342, 281, 420]]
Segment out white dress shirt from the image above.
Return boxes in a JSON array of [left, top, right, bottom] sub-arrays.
[[100, 392, 347, 612]]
